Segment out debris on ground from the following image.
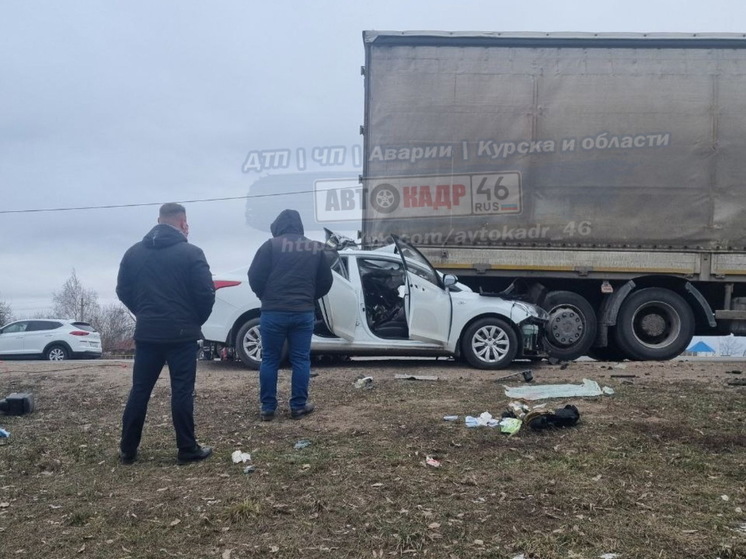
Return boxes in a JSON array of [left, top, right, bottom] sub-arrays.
[[725, 369, 742, 375], [498, 417, 522, 435], [506, 401, 531, 417], [504, 378, 614, 400], [465, 411, 500, 428], [394, 374, 439, 381], [231, 450, 252, 464], [443, 415, 459, 421], [0, 392, 35, 416], [293, 439, 312, 450], [353, 376, 374, 389], [425, 456, 441, 467], [0, 428, 9, 445], [610, 374, 637, 378], [524, 405, 581, 430], [242, 465, 256, 474], [727, 379, 746, 386], [494, 369, 533, 383]]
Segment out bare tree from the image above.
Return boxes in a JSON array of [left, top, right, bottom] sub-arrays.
[[719, 335, 744, 357], [0, 297, 13, 325], [52, 270, 100, 321], [90, 303, 135, 354]]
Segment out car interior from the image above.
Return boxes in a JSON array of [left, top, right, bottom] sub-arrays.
[[312, 255, 410, 340], [357, 258, 409, 339]]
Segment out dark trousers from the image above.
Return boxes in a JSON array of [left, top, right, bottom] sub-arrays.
[[259, 311, 315, 412], [121, 340, 199, 454]]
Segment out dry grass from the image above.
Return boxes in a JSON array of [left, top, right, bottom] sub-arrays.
[[0, 358, 744, 558]]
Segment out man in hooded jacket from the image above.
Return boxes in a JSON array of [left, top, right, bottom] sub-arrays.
[[248, 209, 333, 421], [116, 203, 215, 465]]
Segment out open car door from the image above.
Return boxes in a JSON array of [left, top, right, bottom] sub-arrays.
[[392, 236, 452, 344], [318, 265, 358, 341]]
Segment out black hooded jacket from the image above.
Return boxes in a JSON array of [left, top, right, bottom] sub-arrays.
[[116, 224, 215, 343], [248, 209, 333, 312]]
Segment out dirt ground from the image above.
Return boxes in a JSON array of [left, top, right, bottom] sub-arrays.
[[0, 356, 744, 559]]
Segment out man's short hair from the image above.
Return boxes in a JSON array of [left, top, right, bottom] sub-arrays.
[[159, 203, 186, 219]]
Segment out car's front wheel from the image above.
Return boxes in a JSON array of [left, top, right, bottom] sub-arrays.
[[461, 317, 518, 369], [45, 344, 69, 361]]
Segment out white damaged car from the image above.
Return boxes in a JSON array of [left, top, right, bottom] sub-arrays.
[[201, 234, 548, 369]]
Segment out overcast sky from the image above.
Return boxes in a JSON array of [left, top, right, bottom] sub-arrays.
[[1, 0, 746, 318]]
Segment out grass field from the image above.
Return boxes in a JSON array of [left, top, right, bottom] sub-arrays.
[[0, 358, 744, 558]]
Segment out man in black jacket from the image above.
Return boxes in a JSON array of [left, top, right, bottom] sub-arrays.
[[248, 209, 333, 421], [116, 203, 215, 465]]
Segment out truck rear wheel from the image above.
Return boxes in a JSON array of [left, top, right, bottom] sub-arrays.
[[613, 287, 694, 360], [541, 291, 597, 361]]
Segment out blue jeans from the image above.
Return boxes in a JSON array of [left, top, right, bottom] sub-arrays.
[[259, 311, 314, 413], [121, 341, 199, 453]]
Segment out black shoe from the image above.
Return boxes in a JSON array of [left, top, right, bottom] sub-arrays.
[[290, 403, 315, 420], [119, 451, 137, 465], [260, 410, 275, 422], [177, 445, 213, 465]]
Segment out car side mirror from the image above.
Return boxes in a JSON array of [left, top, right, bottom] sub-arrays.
[[442, 274, 458, 288]]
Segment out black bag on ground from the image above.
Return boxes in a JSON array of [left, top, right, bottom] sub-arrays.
[[527, 404, 580, 430]]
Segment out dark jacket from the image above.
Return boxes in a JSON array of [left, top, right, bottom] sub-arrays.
[[116, 224, 215, 343], [248, 209, 333, 312]]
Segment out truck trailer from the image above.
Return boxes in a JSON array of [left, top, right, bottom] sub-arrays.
[[360, 31, 746, 361]]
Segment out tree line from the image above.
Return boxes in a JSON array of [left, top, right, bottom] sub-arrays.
[[0, 270, 135, 355]]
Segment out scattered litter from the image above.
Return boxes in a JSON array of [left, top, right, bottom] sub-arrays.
[[599, 554, 620, 559], [231, 450, 251, 464], [498, 417, 522, 435], [0, 392, 35, 416], [725, 370, 742, 375], [394, 374, 439, 381], [443, 415, 459, 421], [610, 374, 637, 379], [494, 369, 533, 383], [525, 405, 581, 430], [425, 456, 441, 467], [721, 494, 730, 501], [507, 401, 530, 418], [504, 378, 614, 400], [294, 439, 312, 450], [243, 465, 256, 474], [612, 363, 627, 369], [465, 411, 500, 428], [733, 523, 746, 534], [0, 428, 9, 438], [353, 376, 374, 389]]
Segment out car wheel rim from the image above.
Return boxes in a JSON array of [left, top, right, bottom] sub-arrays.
[[48, 348, 65, 361], [242, 325, 262, 361], [471, 324, 510, 363]]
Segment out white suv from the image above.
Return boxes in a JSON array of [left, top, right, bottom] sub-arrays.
[[0, 319, 102, 360]]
